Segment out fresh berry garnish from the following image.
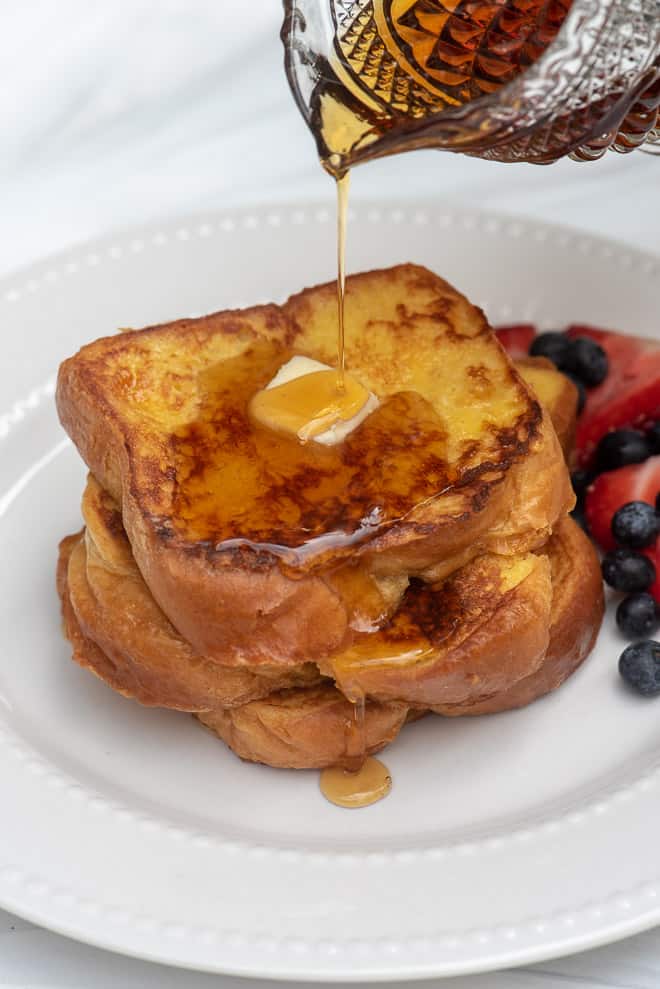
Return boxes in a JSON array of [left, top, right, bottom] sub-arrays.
[[612, 501, 659, 550], [528, 331, 571, 368], [570, 506, 589, 532], [619, 640, 660, 696], [565, 373, 586, 415], [571, 468, 595, 502], [648, 421, 660, 453], [566, 325, 660, 467], [642, 544, 660, 605], [596, 429, 653, 472], [563, 336, 609, 387], [616, 593, 658, 638], [494, 324, 536, 360], [602, 549, 656, 593], [584, 455, 660, 551]]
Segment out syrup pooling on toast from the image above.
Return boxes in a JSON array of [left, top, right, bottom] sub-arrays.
[[170, 340, 453, 560], [249, 365, 371, 442]]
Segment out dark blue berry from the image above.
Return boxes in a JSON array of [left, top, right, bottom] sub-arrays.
[[656, 490, 660, 513], [596, 429, 653, 472], [619, 640, 660, 696], [602, 549, 656, 593], [647, 421, 660, 453], [570, 506, 589, 533], [529, 332, 572, 368], [616, 593, 658, 638], [612, 501, 659, 549], [564, 336, 609, 387], [570, 468, 594, 503], [564, 373, 587, 415]]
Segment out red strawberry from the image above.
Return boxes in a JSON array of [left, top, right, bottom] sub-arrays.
[[585, 455, 660, 551], [495, 323, 536, 360], [566, 325, 660, 467], [642, 542, 660, 605]]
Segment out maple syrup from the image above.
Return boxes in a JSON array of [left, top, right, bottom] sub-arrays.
[[320, 756, 392, 808], [249, 366, 370, 442], [170, 340, 452, 562], [335, 170, 350, 389]]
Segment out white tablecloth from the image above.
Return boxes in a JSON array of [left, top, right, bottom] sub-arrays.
[[1, 3, 659, 986]]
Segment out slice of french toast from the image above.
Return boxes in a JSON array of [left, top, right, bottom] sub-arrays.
[[56, 264, 573, 664], [57, 508, 602, 769]]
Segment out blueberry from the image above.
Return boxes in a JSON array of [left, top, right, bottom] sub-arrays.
[[570, 469, 594, 502], [596, 429, 653, 472], [570, 506, 589, 532], [647, 421, 660, 453], [564, 373, 587, 415], [657, 490, 660, 513], [602, 549, 656, 593], [612, 501, 659, 549], [564, 336, 609, 387], [619, 640, 660, 696], [529, 331, 572, 368], [616, 593, 658, 638]]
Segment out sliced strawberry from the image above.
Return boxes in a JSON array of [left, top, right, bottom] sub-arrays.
[[642, 542, 660, 605], [494, 323, 536, 360], [585, 455, 660, 551], [566, 325, 660, 467]]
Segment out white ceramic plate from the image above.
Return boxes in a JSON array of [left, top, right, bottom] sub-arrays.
[[1, 202, 659, 981]]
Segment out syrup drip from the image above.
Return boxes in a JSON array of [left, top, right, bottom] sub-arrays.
[[335, 170, 350, 391], [320, 757, 392, 809]]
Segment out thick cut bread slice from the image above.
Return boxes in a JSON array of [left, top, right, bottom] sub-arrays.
[[58, 477, 552, 712], [57, 264, 572, 663], [433, 516, 604, 716], [58, 471, 600, 719], [60, 485, 319, 710], [57, 512, 602, 768], [197, 687, 410, 771], [323, 551, 553, 708]]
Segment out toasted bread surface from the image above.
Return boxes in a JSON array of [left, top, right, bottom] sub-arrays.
[[514, 357, 578, 460], [57, 264, 572, 662], [433, 517, 604, 716], [57, 510, 602, 768], [63, 475, 554, 711]]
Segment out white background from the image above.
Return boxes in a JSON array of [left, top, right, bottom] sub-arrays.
[[1, 2, 659, 987]]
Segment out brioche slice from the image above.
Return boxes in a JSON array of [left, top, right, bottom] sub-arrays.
[[61, 476, 557, 713], [57, 264, 572, 664], [58, 484, 319, 711], [57, 510, 602, 768], [434, 516, 604, 716]]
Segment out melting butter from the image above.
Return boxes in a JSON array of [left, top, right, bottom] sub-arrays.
[[249, 355, 378, 445]]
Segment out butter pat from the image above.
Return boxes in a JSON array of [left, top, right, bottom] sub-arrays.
[[250, 355, 379, 445]]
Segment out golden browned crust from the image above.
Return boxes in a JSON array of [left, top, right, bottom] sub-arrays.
[[514, 357, 578, 461], [57, 514, 602, 768], [57, 487, 602, 768], [56, 264, 572, 662], [324, 553, 553, 708], [63, 484, 321, 710], [197, 687, 409, 770], [433, 517, 604, 716]]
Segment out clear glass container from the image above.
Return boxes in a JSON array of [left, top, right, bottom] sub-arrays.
[[281, 0, 660, 172]]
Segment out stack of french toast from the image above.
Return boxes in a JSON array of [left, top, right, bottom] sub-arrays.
[[56, 264, 604, 769]]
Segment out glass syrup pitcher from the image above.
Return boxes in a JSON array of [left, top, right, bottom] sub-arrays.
[[281, 0, 660, 174]]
